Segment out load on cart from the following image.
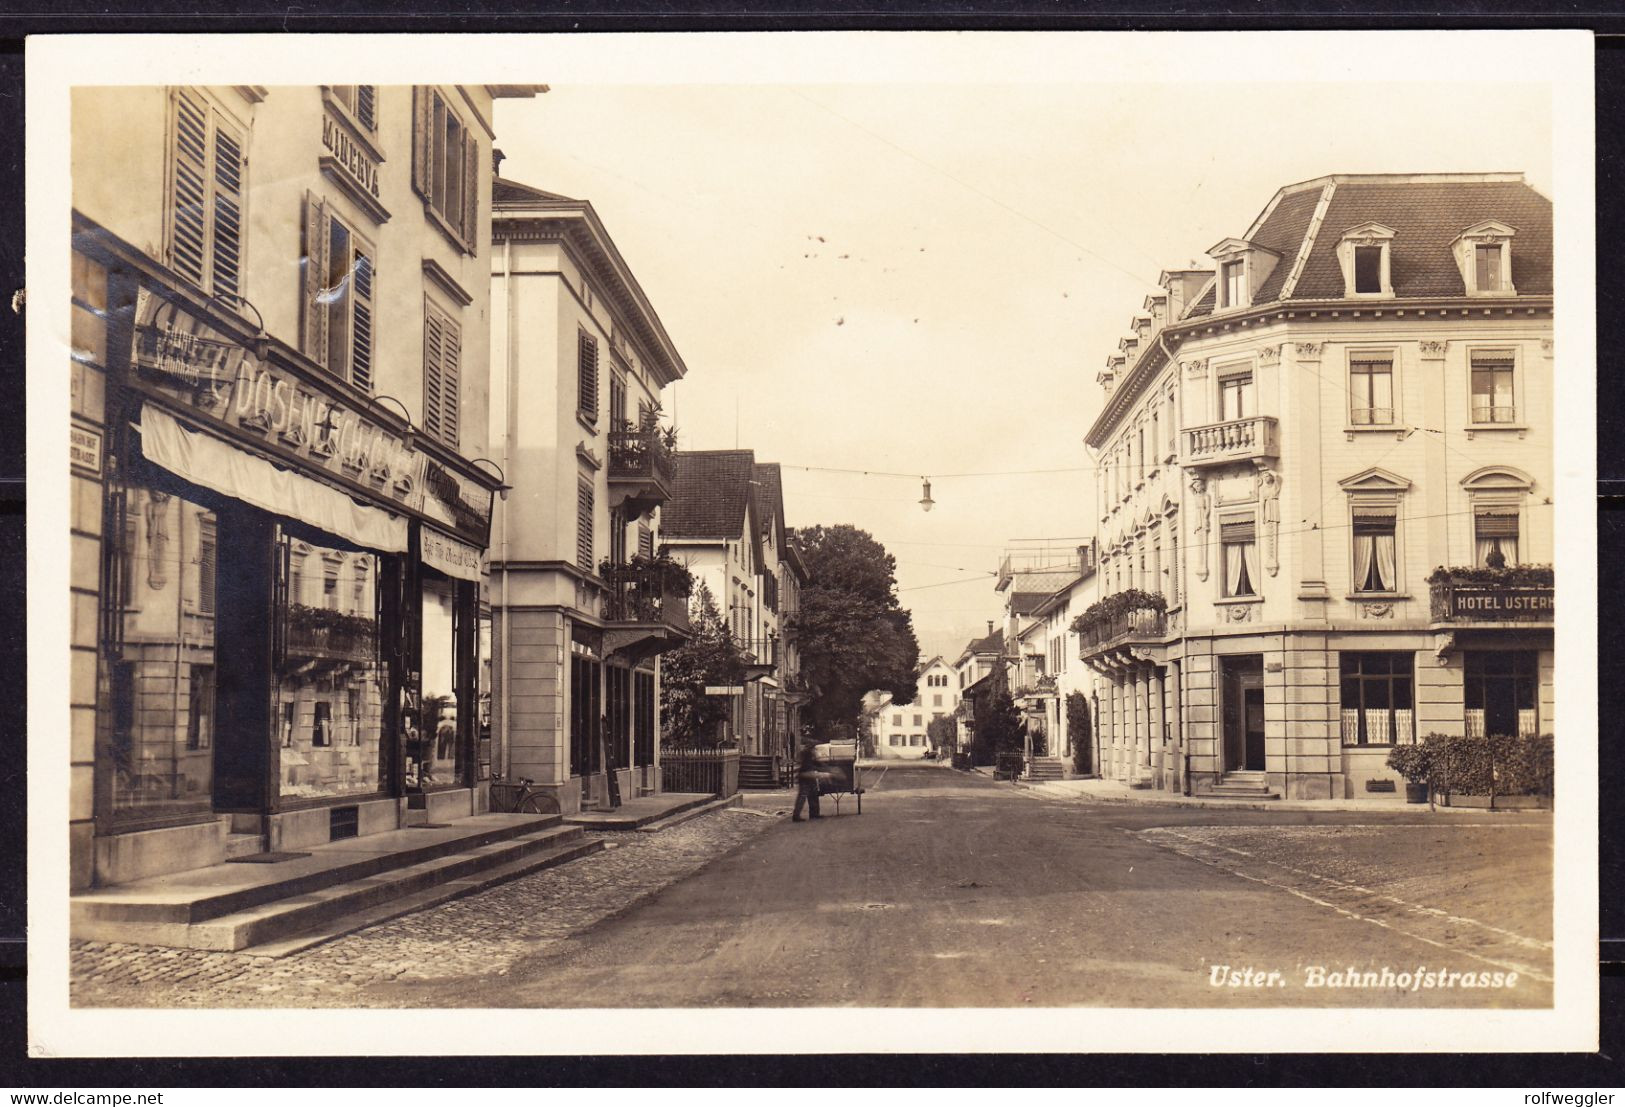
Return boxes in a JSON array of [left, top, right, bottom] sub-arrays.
[[794, 737, 864, 818]]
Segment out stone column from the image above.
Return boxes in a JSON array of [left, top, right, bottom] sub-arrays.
[[1292, 341, 1330, 620], [1152, 666, 1167, 788]]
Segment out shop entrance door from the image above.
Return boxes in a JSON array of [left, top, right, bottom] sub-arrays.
[[1221, 656, 1266, 773]]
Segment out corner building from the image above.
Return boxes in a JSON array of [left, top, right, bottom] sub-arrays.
[[1082, 173, 1553, 800], [68, 85, 540, 889]]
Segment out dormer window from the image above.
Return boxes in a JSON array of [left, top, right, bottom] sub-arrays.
[[1221, 260, 1244, 308], [1336, 222, 1395, 298], [1453, 220, 1517, 296], [1208, 237, 1280, 313]]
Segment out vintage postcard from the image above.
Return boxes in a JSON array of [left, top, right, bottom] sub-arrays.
[[26, 29, 1597, 1056]]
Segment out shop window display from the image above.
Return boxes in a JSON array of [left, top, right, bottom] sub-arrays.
[[413, 572, 463, 789], [275, 528, 385, 799], [105, 484, 217, 817]]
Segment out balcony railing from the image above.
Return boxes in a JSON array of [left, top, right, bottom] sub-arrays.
[[284, 605, 377, 662], [1429, 575, 1553, 624], [608, 425, 678, 490], [600, 561, 691, 633], [1076, 607, 1166, 654], [1182, 415, 1279, 468]]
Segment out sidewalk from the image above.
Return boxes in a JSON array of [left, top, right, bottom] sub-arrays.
[[1009, 773, 1531, 815]]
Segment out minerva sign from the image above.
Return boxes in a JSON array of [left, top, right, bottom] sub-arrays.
[[130, 287, 493, 545]]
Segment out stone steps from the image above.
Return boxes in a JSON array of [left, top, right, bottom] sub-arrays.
[[71, 813, 574, 953]]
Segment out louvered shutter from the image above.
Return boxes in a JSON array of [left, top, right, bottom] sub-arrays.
[[170, 90, 210, 287], [412, 87, 432, 200], [356, 85, 377, 132], [210, 123, 244, 301], [578, 332, 599, 419], [350, 250, 374, 392], [461, 132, 480, 252], [1219, 518, 1256, 543], [577, 478, 595, 573], [1352, 510, 1395, 535], [441, 314, 461, 448], [300, 192, 330, 364], [423, 308, 445, 442], [638, 523, 653, 558]]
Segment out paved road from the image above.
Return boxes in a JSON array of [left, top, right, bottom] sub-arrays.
[[380, 764, 1552, 1009]]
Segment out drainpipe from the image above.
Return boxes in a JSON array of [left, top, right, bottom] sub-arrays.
[[499, 236, 515, 781]]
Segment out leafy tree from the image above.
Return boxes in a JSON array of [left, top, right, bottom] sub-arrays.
[[1066, 691, 1093, 775], [972, 689, 1026, 766], [926, 713, 958, 755], [659, 581, 746, 747], [793, 524, 921, 734]]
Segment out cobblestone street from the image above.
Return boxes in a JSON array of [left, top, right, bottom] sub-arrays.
[[69, 806, 783, 1008]]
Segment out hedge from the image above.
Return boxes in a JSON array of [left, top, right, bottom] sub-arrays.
[[1386, 733, 1554, 798]]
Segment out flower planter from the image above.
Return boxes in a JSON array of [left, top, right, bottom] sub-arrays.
[[1404, 782, 1428, 804]]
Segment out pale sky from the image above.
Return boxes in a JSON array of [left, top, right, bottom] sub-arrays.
[[495, 78, 1554, 663]]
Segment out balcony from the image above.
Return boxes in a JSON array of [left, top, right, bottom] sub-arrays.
[[1073, 590, 1167, 670], [1182, 415, 1279, 469], [600, 559, 692, 664], [1428, 567, 1553, 627], [733, 636, 779, 682], [607, 423, 678, 515], [283, 605, 377, 666]]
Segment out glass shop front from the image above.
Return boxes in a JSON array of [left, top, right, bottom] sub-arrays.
[[91, 262, 495, 849]]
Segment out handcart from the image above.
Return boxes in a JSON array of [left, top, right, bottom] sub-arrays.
[[812, 740, 865, 814]]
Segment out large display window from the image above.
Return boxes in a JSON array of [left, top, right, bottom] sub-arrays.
[[411, 572, 464, 788], [274, 527, 385, 799], [102, 481, 218, 819]]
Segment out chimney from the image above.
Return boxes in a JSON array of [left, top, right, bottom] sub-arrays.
[[492, 147, 507, 176], [986, 620, 995, 637]]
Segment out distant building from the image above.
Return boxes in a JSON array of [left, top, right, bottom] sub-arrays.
[[872, 655, 958, 759], [1081, 172, 1553, 800]]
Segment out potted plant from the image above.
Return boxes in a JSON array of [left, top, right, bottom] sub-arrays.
[[1386, 743, 1434, 804]]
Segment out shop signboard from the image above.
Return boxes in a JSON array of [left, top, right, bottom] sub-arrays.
[[131, 287, 494, 545], [70, 424, 102, 473]]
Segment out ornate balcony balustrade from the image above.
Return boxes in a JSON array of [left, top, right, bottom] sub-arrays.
[[1182, 415, 1279, 469], [607, 424, 677, 513]]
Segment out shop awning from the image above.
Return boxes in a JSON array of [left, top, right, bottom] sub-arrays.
[[139, 403, 409, 553]]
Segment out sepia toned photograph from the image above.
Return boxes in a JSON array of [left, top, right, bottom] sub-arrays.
[[28, 30, 1596, 1055]]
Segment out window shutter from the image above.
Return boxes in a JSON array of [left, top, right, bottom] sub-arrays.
[[351, 250, 374, 392], [198, 535, 217, 614], [1352, 511, 1395, 535], [300, 191, 330, 364], [412, 86, 432, 200], [638, 523, 653, 558], [462, 133, 480, 252], [577, 478, 595, 573], [170, 90, 210, 287], [1220, 518, 1255, 543], [423, 308, 445, 441], [578, 331, 599, 419], [356, 85, 377, 132], [210, 123, 244, 302], [1474, 510, 1519, 537], [440, 314, 461, 448]]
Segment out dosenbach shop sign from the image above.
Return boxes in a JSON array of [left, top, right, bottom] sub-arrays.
[[131, 287, 493, 545]]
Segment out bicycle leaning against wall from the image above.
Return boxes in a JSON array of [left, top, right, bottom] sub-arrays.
[[488, 774, 563, 815]]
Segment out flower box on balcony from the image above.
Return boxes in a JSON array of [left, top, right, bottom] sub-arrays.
[[1426, 565, 1553, 623]]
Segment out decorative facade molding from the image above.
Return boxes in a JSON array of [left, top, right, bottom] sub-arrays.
[[1257, 466, 1282, 577], [1257, 343, 1281, 367], [1190, 476, 1210, 581], [1359, 602, 1395, 619], [1223, 602, 1253, 623], [1418, 339, 1447, 359], [1294, 342, 1323, 361]]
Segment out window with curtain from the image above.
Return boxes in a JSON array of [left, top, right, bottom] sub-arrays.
[[1349, 354, 1394, 425], [1474, 508, 1520, 567], [1218, 372, 1253, 422], [1220, 517, 1258, 598], [1470, 351, 1516, 423], [1339, 652, 1414, 746], [1464, 651, 1537, 738], [1352, 510, 1398, 593]]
